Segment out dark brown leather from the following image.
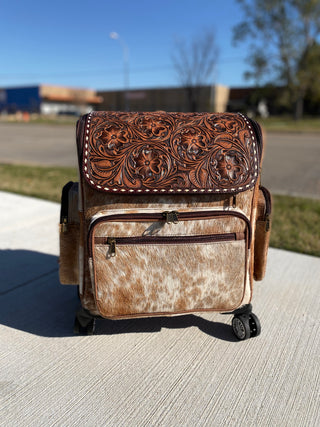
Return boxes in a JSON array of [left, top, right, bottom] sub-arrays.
[[80, 111, 260, 194], [254, 186, 272, 281]]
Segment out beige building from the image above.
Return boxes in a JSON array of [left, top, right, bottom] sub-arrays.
[[97, 85, 230, 113], [39, 85, 103, 115]]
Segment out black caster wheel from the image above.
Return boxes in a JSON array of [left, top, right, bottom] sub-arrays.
[[232, 312, 261, 340], [73, 308, 96, 335], [248, 312, 261, 337], [85, 318, 96, 335], [232, 314, 251, 340], [73, 317, 96, 335]]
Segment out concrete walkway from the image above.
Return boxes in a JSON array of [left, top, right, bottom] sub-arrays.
[[0, 191, 319, 426]]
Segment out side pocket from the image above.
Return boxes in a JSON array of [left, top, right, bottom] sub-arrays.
[[59, 181, 80, 285], [254, 186, 272, 281]]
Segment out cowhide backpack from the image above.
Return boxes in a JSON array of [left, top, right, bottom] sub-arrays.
[[59, 111, 272, 339]]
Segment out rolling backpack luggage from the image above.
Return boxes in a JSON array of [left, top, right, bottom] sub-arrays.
[[59, 111, 272, 340]]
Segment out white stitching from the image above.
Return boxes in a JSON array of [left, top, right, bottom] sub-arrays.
[[84, 112, 259, 194]]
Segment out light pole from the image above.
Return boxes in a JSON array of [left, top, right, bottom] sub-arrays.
[[110, 32, 130, 110]]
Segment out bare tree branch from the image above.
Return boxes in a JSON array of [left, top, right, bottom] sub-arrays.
[[172, 30, 218, 111]]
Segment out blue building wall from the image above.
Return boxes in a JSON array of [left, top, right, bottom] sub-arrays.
[[0, 86, 41, 113]]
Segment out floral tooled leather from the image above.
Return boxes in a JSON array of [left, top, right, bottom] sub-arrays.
[[82, 111, 259, 194]]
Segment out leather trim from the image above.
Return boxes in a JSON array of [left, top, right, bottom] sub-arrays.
[[81, 111, 260, 194]]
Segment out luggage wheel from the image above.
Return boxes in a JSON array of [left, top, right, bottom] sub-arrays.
[[231, 304, 261, 340], [74, 308, 96, 335]]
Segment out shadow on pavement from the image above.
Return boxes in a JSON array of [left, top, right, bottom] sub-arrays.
[[0, 249, 78, 338], [0, 249, 237, 342], [95, 315, 237, 342]]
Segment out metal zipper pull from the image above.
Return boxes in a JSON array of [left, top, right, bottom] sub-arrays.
[[106, 238, 116, 257], [62, 217, 68, 233], [162, 211, 179, 224]]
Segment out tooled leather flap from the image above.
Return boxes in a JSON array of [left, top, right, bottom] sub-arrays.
[[81, 111, 260, 194]]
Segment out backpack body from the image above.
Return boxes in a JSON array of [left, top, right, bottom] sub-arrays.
[[59, 111, 271, 337]]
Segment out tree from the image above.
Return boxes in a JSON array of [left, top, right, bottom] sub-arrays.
[[172, 31, 218, 112], [233, 0, 320, 119]]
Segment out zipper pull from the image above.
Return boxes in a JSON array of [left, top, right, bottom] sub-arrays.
[[107, 238, 116, 257], [62, 217, 68, 233], [265, 213, 270, 232], [162, 211, 179, 224]]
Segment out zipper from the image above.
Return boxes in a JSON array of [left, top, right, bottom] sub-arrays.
[[60, 181, 74, 232], [259, 185, 272, 231], [88, 209, 251, 256], [100, 232, 245, 257]]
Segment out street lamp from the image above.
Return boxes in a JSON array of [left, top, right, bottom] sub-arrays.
[[110, 32, 130, 110]]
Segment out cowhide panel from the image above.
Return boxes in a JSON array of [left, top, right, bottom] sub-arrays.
[[81, 181, 255, 220], [91, 210, 247, 239], [90, 237, 248, 319], [77, 181, 257, 316]]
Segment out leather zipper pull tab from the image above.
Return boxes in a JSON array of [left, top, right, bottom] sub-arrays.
[[107, 238, 116, 257]]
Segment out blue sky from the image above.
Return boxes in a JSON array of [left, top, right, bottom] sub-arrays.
[[0, 0, 252, 91]]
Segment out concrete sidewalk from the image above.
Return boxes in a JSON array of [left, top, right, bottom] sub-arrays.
[[0, 191, 319, 426]]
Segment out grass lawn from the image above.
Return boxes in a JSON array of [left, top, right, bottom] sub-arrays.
[[270, 195, 320, 257], [0, 164, 78, 203], [0, 163, 319, 257], [258, 116, 320, 133]]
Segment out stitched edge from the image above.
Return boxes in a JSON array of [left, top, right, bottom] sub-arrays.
[[82, 111, 259, 194]]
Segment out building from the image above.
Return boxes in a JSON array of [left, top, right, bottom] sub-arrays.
[[0, 84, 103, 115], [97, 85, 230, 113], [0, 83, 260, 116]]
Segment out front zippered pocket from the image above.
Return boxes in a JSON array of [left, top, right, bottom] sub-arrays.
[[97, 232, 246, 257], [88, 209, 251, 256], [88, 208, 252, 318]]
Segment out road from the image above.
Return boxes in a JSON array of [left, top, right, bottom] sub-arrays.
[[261, 132, 320, 198], [0, 122, 319, 198]]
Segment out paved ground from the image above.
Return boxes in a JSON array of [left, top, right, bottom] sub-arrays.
[[0, 191, 319, 426], [0, 122, 319, 198], [261, 132, 320, 199], [0, 122, 77, 167]]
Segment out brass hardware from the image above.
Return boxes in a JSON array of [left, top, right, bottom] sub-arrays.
[[62, 217, 68, 233], [107, 238, 116, 257], [162, 211, 179, 224]]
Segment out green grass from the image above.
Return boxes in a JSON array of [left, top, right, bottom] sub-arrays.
[[270, 195, 320, 257], [0, 163, 319, 257], [259, 116, 320, 133], [0, 163, 78, 203]]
